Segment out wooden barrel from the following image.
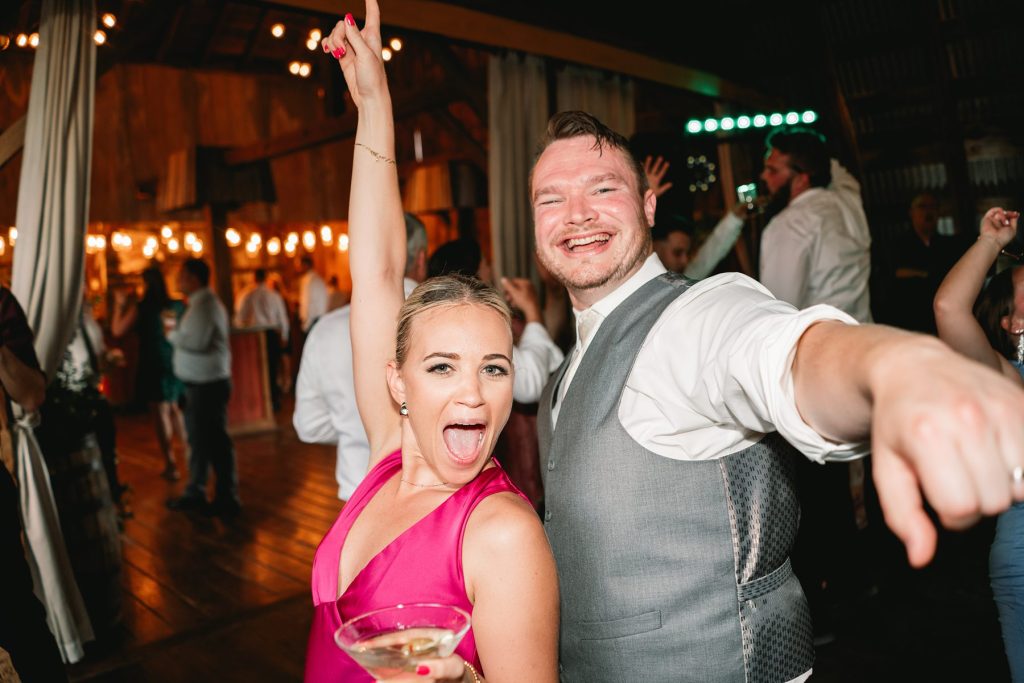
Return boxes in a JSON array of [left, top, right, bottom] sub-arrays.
[[43, 433, 123, 633]]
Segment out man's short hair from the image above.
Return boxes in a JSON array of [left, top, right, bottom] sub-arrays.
[[765, 126, 831, 188], [428, 239, 483, 279], [254, 268, 267, 283], [651, 213, 694, 243], [530, 111, 649, 198], [404, 212, 428, 272], [182, 258, 211, 287]]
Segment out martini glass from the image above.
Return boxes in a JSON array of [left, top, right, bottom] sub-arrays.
[[334, 603, 471, 680]]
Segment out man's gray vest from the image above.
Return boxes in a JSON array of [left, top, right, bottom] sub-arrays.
[[539, 273, 814, 682]]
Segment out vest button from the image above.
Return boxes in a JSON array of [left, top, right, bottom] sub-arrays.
[[547, 459, 554, 470], [544, 510, 552, 522]]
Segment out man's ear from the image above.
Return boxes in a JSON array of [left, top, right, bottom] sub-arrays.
[[644, 189, 657, 228]]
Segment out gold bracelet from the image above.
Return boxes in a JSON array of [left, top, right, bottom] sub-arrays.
[[355, 142, 395, 165], [462, 661, 482, 683]]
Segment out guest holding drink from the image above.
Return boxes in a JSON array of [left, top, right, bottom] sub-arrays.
[[305, 4, 559, 682], [934, 206, 1024, 681]]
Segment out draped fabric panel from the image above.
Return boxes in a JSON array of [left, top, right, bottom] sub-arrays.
[[556, 65, 636, 139], [11, 0, 97, 663], [487, 53, 549, 284]]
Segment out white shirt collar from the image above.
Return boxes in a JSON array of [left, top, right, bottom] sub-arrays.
[[570, 252, 666, 344], [788, 186, 826, 209]]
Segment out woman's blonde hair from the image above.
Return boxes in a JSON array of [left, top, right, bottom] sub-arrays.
[[395, 274, 512, 367]]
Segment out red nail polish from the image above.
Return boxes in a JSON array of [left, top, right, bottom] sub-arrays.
[[332, 47, 345, 58], [345, 13, 355, 26], [322, 42, 330, 53], [416, 665, 430, 676]]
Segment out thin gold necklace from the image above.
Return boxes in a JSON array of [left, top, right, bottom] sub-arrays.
[[400, 478, 449, 488]]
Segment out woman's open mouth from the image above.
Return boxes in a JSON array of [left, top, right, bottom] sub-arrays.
[[442, 423, 486, 464]]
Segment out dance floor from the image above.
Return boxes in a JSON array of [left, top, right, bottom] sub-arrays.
[[64, 401, 1009, 682]]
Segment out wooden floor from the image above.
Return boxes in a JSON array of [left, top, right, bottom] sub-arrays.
[[66, 400, 341, 683], [61, 399, 1011, 682]]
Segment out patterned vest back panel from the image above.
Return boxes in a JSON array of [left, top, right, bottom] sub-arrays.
[[538, 273, 814, 683]]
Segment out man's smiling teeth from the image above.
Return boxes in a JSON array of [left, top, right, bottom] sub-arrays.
[[566, 234, 609, 249]]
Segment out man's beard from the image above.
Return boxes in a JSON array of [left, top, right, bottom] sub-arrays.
[[765, 176, 793, 219]]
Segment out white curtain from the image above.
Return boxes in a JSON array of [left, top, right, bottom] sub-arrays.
[[11, 0, 97, 663], [556, 65, 636, 139], [487, 53, 549, 283]]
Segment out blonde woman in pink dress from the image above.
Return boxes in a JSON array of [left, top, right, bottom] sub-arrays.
[[304, 3, 559, 682]]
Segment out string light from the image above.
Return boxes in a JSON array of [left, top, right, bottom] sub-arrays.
[[320, 224, 333, 245], [167, 238, 180, 253], [94, 235, 106, 251], [266, 237, 282, 256], [298, 62, 311, 78], [9, 227, 17, 245], [184, 232, 197, 247], [249, 233, 262, 248], [144, 236, 158, 251], [94, 30, 106, 45], [302, 230, 316, 251], [389, 37, 402, 51], [28, 33, 38, 48], [143, 243, 156, 258], [245, 241, 259, 255], [284, 240, 297, 256], [337, 234, 349, 252], [309, 28, 322, 42], [270, 23, 285, 38], [685, 110, 818, 135], [160, 225, 173, 241], [0, 36, 10, 51], [288, 61, 301, 75], [305, 37, 318, 51], [381, 47, 392, 62], [0, 236, 6, 256], [225, 228, 241, 247], [286, 232, 299, 246], [15, 34, 27, 48], [101, 13, 116, 28], [190, 239, 203, 255]]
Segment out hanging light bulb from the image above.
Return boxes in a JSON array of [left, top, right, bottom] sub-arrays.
[[309, 28, 322, 42], [95, 235, 106, 251], [190, 239, 203, 255], [94, 30, 107, 45], [9, 227, 17, 245], [143, 243, 157, 258], [284, 240, 297, 256], [28, 33, 39, 48], [266, 237, 282, 256], [288, 61, 301, 75], [184, 232, 197, 247], [167, 237, 180, 253], [270, 23, 285, 38], [15, 34, 28, 48], [286, 232, 299, 245], [389, 37, 402, 51], [302, 230, 316, 251], [225, 228, 241, 247], [102, 13, 116, 28], [381, 47, 392, 62], [0, 236, 6, 256], [320, 224, 333, 245], [306, 37, 318, 51], [337, 234, 349, 252], [245, 241, 259, 255], [298, 62, 311, 78], [249, 233, 263, 248], [160, 224, 173, 241], [144, 236, 158, 250]]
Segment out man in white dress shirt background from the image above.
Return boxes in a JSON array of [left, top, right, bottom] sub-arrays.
[[236, 267, 290, 411], [297, 255, 328, 335], [293, 215, 428, 500], [530, 110, 1024, 683]]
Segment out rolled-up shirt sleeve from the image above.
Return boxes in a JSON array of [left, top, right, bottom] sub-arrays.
[[620, 273, 869, 463]]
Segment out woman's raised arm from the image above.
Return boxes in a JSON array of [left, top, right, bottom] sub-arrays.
[[324, 1, 406, 463]]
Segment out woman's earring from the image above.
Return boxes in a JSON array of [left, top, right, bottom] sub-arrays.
[[400, 401, 409, 416], [1016, 331, 1024, 365]]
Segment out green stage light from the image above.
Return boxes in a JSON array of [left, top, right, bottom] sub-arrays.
[[785, 112, 800, 124], [704, 118, 719, 132], [686, 119, 703, 134], [801, 110, 817, 123], [753, 114, 768, 128], [769, 113, 784, 126], [720, 117, 735, 131], [737, 115, 751, 129]]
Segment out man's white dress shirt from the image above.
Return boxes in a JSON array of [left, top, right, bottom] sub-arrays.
[[555, 253, 868, 465], [299, 270, 329, 332], [755, 160, 873, 323], [168, 287, 231, 384], [235, 284, 290, 341]]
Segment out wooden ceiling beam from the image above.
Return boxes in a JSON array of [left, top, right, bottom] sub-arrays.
[[272, 0, 775, 108], [224, 83, 463, 165]]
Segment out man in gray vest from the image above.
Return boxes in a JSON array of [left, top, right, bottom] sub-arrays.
[[531, 111, 1024, 682]]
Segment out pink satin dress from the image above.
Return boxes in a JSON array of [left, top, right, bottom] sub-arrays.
[[304, 450, 529, 682]]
